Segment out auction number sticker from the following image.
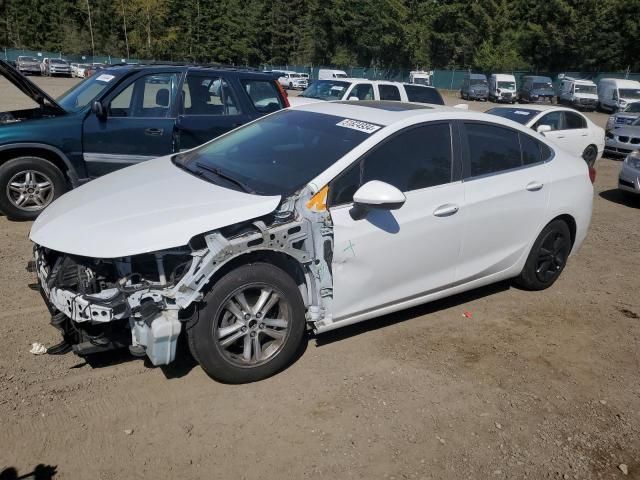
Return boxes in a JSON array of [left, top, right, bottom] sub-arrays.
[[336, 118, 382, 134], [514, 110, 532, 116], [96, 74, 115, 83]]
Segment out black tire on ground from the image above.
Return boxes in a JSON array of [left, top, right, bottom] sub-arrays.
[[188, 262, 306, 384], [582, 145, 598, 167], [0, 156, 68, 221], [514, 219, 572, 291]]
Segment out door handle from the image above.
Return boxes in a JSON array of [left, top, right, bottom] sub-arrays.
[[433, 204, 459, 217], [145, 128, 164, 136], [526, 181, 544, 191]]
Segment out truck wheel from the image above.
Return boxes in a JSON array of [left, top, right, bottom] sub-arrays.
[[188, 262, 306, 383], [0, 157, 68, 220]]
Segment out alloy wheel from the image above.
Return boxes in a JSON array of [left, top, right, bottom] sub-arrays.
[[6, 170, 55, 212], [216, 285, 291, 367], [535, 229, 569, 283]]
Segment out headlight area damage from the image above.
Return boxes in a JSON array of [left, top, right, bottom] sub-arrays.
[[30, 188, 334, 366]]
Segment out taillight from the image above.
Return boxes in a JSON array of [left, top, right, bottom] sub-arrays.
[[275, 81, 290, 108], [588, 165, 596, 184]]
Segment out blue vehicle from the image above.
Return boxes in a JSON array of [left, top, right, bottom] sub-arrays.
[[0, 60, 288, 220], [519, 75, 555, 103]]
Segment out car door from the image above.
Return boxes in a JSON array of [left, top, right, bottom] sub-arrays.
[[175, 72, 250, 151], [456, 122, 551, 283], [328, 122, 465, 320], [82, 71, 180, 177], [533, 110, 584, 157]]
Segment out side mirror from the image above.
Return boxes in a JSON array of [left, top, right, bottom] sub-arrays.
[[536, 124, 552, 134], [91, 100, 106, 120], [348, 96, 360, 101], [350, 180, 406, 220]]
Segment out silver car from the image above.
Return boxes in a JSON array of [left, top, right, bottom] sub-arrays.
[[16, 56, 42, 75], [605, 116, 640, 157], [619, 150, 640, 196], [43, 58, 71, 77], [606, 102, 640, 131]]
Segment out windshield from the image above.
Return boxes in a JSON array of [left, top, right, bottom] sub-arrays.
[[498, 81, 516, 90], [533, 82, 553, 90], [51, 59, 67, 65], [57, 71, 120, 112], [486, 107, 537, 125], [300, 80, 351, 100], [575, 84, 596, 94], [620, 89, 640, 100], [18, 56, 38, 62], [175, 110, 377, 195], [623, 102, 640, 113], [470, 78, 487, 86]]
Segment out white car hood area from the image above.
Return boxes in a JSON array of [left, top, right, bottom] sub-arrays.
[[30, 156, 281, 258]]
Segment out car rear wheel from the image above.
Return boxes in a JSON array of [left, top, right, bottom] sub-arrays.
[[0, 157, 68, 220], [188, 263, 306, 383], [582, 145, 598, 167], [514, 220, 572, 291]]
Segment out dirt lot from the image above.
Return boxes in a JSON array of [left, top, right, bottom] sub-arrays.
[[1, 77, 640, 480]]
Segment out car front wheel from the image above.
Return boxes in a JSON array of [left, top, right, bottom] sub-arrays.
[[514, 220, 572, 291], [188, 262, 306, 383], [0, 156, 68, 220]]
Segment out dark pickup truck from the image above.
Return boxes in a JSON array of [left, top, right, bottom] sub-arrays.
[[0, 61, 289, 219]]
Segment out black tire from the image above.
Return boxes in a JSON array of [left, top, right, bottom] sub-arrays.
[[288, 82, 293, 90], [188, 262, 306, 383], [582, 145, 598, 168], [0, 156, 68, 220], [514, 220, 572, 291]]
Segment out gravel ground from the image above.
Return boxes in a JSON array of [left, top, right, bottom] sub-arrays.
[[1, 76, 640, 480]]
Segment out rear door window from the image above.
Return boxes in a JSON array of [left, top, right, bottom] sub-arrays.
[[242, 79, 284, 113], [534, 111, 563, 131], [182, 75, 239, 115], [378, 84, 401, 101], [563, 111, 587, 129], [349, 83, 374, 100], [464, 123, 522, 177]]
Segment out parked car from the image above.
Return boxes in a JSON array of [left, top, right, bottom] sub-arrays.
[[16, 56, 42, 75], [486, 105, 604, 167], [598, 78, 640, 113], [605, 116, 640, 157], [41, 58, 72, 77], [519, 76, 555, 103], [606, 102, 640, 131], [460, 73, 488, 101], [70, 63, 90, 78], [269, 70, 307, 90], [0, 60, 288, 220], [409, 70, 433, 86], [618, 150, 640, 196], [318, 69, 348, 80], [489, 73, 517, 103], [28, 100, 593, 383], [557, 77, 598, 111], [291, 79, 444, 106]]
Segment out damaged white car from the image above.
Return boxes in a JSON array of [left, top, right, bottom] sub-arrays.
[[29, 101, 593, 383]]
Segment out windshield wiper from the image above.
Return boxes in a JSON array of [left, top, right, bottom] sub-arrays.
[[195, 162, 255, 193]]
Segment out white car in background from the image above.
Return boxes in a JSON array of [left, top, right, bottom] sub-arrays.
[[30, 101, 593, 383], [290, 79, 445, 106], [486, 105, 604, 166], [271, 70, 308, 90]]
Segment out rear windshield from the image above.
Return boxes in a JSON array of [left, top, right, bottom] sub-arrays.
[[241, 79, 283, 113], [620, 89, 640, 99], [486, 107, 538, 124], [300, 80, 351, 101], [404, 85, 444, 105], [175, 109, 378, 195]]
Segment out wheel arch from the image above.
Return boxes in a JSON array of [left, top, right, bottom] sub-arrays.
[[550, 213, 577, 247], [0, 143, 80, 186]]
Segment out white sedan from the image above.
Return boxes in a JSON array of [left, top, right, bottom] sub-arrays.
[[29, 101, 594, 383], [486, 105, 604, 166]]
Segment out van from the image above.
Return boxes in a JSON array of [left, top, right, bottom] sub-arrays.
[[519, 75, 555, 103], [558, 77, 598, 111], [597, 78, 640, 112], [318, 69, 348, 80], [489, 73, 517, 103], [271, 70, 308, 90], [460, 73, 488, 101], [409, 70, 433, 86]]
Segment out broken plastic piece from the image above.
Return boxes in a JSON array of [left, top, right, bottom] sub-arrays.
[[462, 311, 473, 319], [29, 342, 47, 355], [306, 185, 328, 212]]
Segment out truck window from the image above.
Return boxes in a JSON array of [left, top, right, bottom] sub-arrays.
[[379, 85, 401, 101], [404, 85, 444, 105]]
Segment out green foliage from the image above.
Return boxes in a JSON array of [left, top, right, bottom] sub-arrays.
[[0, 0, 637, 71]]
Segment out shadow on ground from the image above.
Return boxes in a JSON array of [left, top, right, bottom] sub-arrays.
[[599, 188, 640, 209], [0, 465, 57, 480]]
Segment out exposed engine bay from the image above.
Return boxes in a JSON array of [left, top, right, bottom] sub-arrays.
[[31, 188, 334, 365], [0, 107, 59, 124]]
